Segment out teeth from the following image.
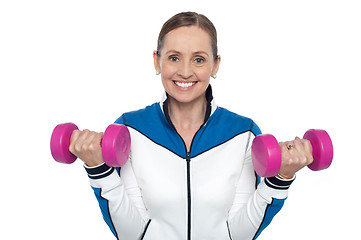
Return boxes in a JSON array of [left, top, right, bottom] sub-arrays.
[[174, 81, 196, 88]]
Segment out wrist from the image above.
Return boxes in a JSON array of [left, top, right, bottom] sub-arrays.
[[84, 162, 115, 180], [277, 173, 295, 180], [265, 174, 295, 190]]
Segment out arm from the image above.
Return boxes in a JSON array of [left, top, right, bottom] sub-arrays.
[[227, 131, 295, 240], [84, 159, 149, 239], [69, 117, 149, 239]]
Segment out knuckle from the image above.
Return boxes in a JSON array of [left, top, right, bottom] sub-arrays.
[[74, 143, 82, 153], [285, 157, 294, 166], [81, 143, 89, 152], [89, 136, 101, 151], [70, 130, 79, 142], [72, 129, 80, 136], [304, 140, 313, 151], [280, 144, 287, 153], [68, 144, 75, 154], [294, 139, 303, 148], [301, 156, 308, 165], [88, 143, 98, 152], [306, 141, 313, 152], [308, 155, 314, 164]]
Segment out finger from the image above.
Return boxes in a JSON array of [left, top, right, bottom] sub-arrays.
[[295, 137, 314, 165], [279, 141, 292, 161], [284, 140, 296, 151], [279, 141, 292, 154], [82, 130, 97, 149], [73, 129, 91, 154], [69, 129, 81, 154], [301, 138, 313, 154], [302, 139, 314, 165], [293, 137, 304, 152], [294, 137, 310, 150], [295, 138, 313, 162], [88, 132, 103, 152]]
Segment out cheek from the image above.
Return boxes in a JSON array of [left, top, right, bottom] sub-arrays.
[[160, 66, 176, 90], [160, 63, 177, 80], [194, 67, 212, 81]]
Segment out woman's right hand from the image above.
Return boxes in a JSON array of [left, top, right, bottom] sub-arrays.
[[69, 129, 105, 167]]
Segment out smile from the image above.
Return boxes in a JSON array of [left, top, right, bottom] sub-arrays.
[[173, 81, 197, 88]]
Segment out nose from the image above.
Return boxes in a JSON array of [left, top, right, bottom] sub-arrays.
[[177, 62, 193, 79]]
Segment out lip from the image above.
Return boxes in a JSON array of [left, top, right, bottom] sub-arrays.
[[172, 80, 198, 90]]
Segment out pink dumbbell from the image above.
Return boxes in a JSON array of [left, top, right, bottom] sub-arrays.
[[50, 123, 131, 167], [251, 129, 333, 177]]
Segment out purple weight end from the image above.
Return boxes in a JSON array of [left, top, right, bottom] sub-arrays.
[[252, 134, 282, 177], [102, 124, 131, 167], [50, 123, 78, 164], [303, 129, 333, 171]]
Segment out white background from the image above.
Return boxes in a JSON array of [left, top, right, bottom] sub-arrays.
[[1, 0, 360, 239]]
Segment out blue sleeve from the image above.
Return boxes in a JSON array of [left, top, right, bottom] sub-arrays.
[[250, 120, 295, 239], [115, 114, 125, 125], [253, 198, 286, 239], [251, 120, 262, 136]]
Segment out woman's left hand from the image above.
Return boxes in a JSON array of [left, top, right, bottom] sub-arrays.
[[278, 137, 314, 179]]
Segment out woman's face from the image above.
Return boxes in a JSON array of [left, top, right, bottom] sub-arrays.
[[154, 26, 220, 105]]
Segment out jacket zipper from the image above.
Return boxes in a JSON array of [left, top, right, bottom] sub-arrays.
[[183, 124, 208, 240], [163, 103, 210, 240], [186, 152, 191, 240]]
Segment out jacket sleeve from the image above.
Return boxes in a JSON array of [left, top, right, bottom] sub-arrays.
[[227, 126, 295, 240], [84, 157, 149, 239]]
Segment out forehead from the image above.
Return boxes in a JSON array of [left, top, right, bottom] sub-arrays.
[[162, 26, 212, 54]]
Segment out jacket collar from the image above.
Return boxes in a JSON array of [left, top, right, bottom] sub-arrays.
[[160, 84, 218, 128]]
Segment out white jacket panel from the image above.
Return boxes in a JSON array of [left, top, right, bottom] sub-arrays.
[[84, 88, 295, 240]]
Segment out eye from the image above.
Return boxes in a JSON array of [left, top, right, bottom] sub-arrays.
[[194, 57, 205, 64], [168, 55, 179, 62]]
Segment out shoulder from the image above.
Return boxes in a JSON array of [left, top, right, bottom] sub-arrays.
[[114, 102, 185, 157], [114, 102, 162, 126], [189, 106, 262, 157], [211, 107, 262, 136], [114, 102, 173, 139]]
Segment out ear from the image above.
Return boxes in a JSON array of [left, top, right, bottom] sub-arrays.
[[211, 55, 221, 76], [153, 50, 161, 74]]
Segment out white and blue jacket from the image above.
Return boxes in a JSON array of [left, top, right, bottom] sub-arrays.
[[84, 86, 294, 240]]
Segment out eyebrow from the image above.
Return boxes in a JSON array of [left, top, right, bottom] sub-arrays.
[[194, 51, 209, 56], [165, 50, 181, 55], [165, 50, 209, 56]]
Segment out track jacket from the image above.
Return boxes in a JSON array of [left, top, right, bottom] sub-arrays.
[[84, 85, 294, 240]]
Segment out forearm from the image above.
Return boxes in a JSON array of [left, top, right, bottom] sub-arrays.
[[228, 174, 294, 240], [228, 129, 295, 240], [85, 162, 148, 239]]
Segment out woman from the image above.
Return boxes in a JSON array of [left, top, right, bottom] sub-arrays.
[[70, 12, 313, 240]]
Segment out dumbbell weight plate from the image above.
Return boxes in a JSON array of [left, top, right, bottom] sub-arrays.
[[102, 124, 131, 167], [50, 123, 79, 164], [251, 134, 282, 177], [303, 129, 333, 171]]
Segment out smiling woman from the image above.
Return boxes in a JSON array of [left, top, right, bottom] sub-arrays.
[[153, 25, 221, 150], [155, 26, 219, 91], [70, 11, 313, 240]]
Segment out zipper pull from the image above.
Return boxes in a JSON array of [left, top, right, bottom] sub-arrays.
[[186, 152, 191, 162]]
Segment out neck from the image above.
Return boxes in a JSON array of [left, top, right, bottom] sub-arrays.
[[167, 95, 207, 130]]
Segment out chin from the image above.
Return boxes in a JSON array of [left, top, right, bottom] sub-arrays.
[[163, 80, 209, 104]]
